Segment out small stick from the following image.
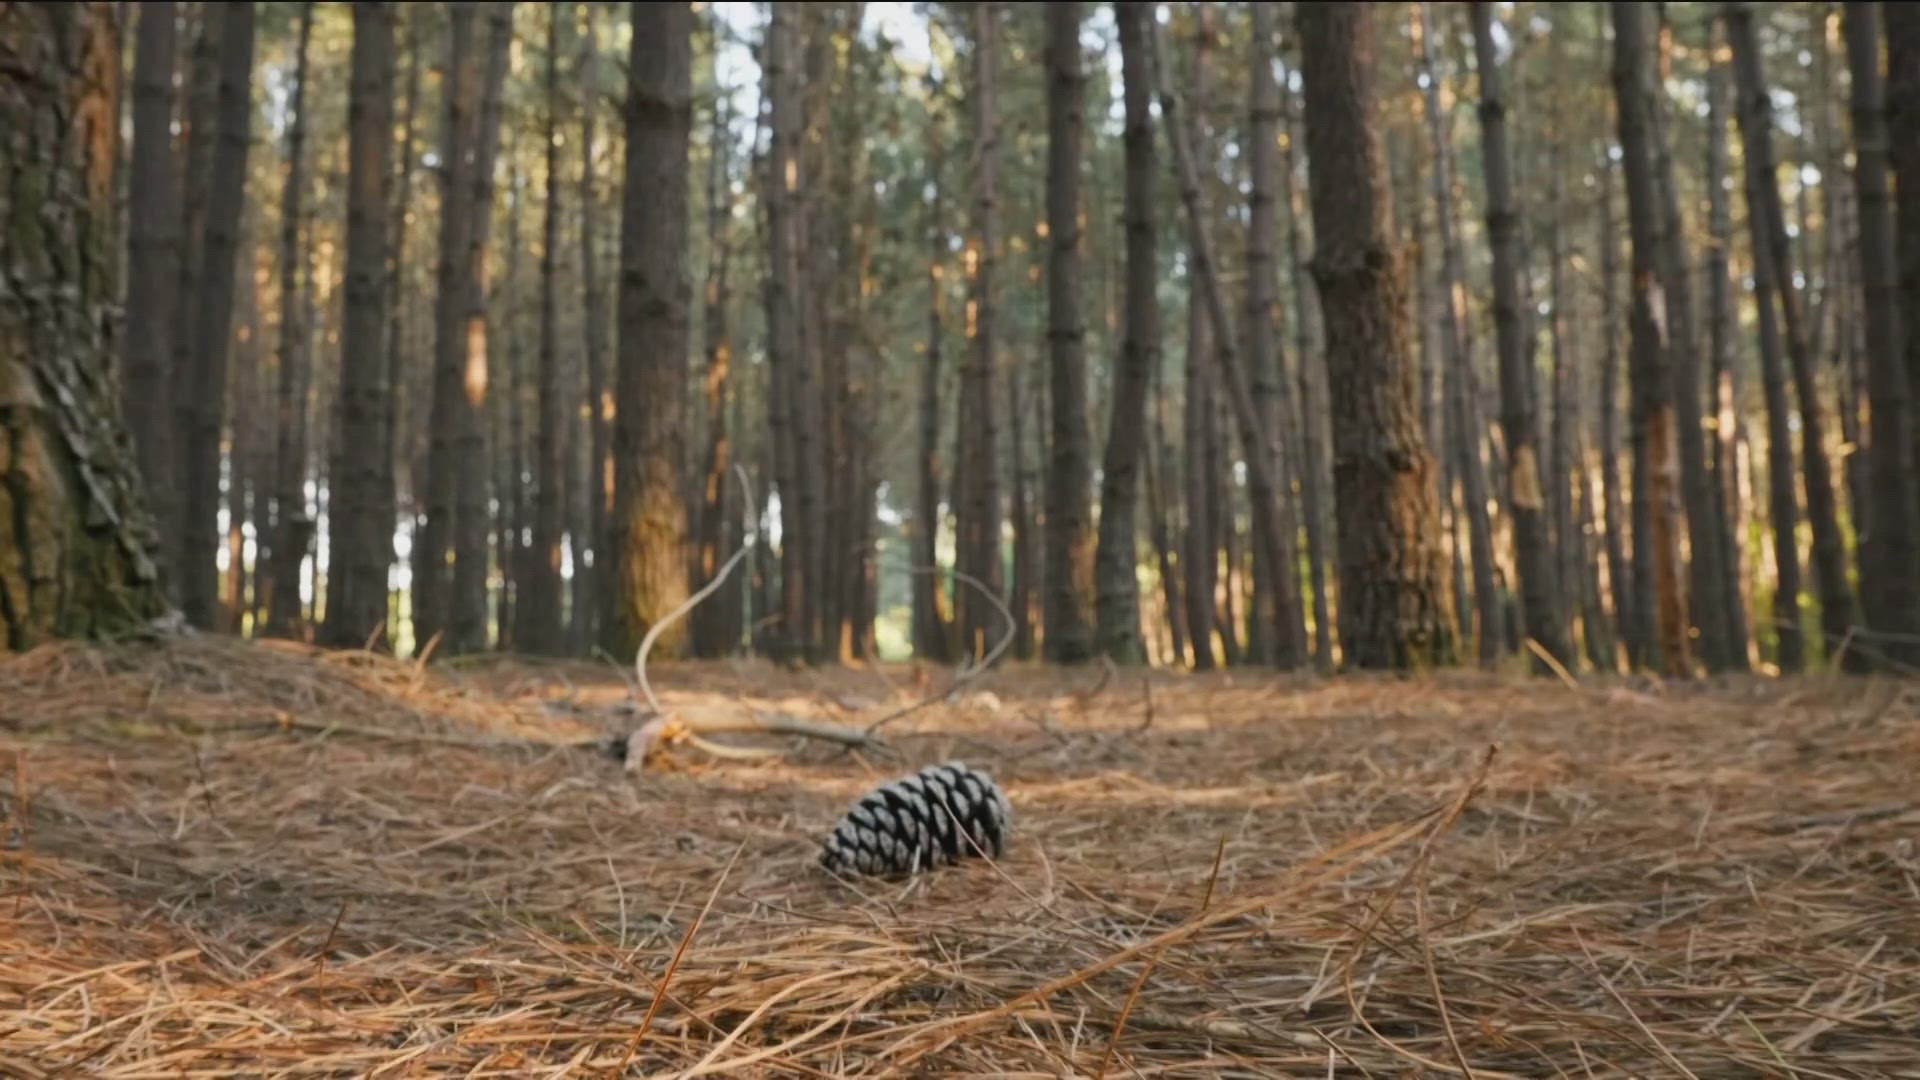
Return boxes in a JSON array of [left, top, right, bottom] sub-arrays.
[[1525, 638, 1579, 690], [1095, 835, 1227, 1080], [312, 900, 348, 1006], [620, 842, 744, 1068]]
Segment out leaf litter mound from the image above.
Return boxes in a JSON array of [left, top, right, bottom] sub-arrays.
[[2, 634, 1917, 1077]]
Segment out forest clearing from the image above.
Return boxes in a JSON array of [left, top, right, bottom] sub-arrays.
[[3, 637, 1917, 1075]]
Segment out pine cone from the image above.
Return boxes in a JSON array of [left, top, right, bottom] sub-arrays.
[[819, 762, 1012, 877]]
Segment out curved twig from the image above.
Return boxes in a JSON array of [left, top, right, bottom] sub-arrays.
[[634, 465, 759, 716], [862, 563, 1017, 737]]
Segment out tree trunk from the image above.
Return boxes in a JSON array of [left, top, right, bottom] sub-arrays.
[[1245, 0, 1307, 668], [1703, 35, 1751, 670], [1469, 2, 1568, 670], [383, 7, 421, 643], [1725, 1, 1861, 670], [577, 0, 609, 652], [911, 84, 952, 664], [1890, 7, 1920, 552], [121, 1, 181, 587], [1042, 1, 1095, 665], [762, 3, 809, 664], [1297, 2, 1455, 670], [1416, 3, 1500, 665], [1846, 4, 1920, 668], [319, 2, 397, 650], [177, 2, 254, 631], [605, 0, 692, 658], [1094, 1, 1158, 664], [1152, 12, 1304, 669], [264, 1, 316, 640], [521, 3, 566, 655], [691, 91, 738, 659], [1280, 76, 1334, 670], [955, 1, 1005, 664], [447, 2, 514, 655], [1597, 164, 1635, 671], [1, 2, 172, 649], [1612, 2, 1692, 678]]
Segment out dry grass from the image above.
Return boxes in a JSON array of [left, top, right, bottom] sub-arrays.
[[2, 635, 1918, 1077]]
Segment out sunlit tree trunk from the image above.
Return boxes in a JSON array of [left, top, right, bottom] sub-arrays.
[[1, 2, 172, 648], [1298, 2, 1455, 670], [956, 1, 1005, 664], [911, 86, 952, 664], [604, 0, 693, 658]]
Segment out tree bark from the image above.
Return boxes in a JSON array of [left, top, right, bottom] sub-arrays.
[[121, 1, 180, 587], [1094, 1, 1156, 664], [955, 1, 1004, 664], [177, 2, 254, 631], [1416, 2, 1500, 666], [265, 1, 316, 640], [1846, 3, 1920, 668], [1612, 2, 1692, 677], [1152, 11, 1304, 669], [691, 89, 738, 659], [1725, 0, 1861, 670], [1297, 2, 1454, 670], [911, 82, 952, 664], [382, 6, 421, 641], [1042, 1, 1095, 665], [1597, 164, 1635, 671], [1703, 33, 1751, 670], [1469, 2, 1569, 670], [1891, 7, 1920, 559], [1280, 75, 1334, 670], [1, 2, 172, 649], [522, 2, 566, 655], [577, 0, 609, 652], [605, 0, 692, 658], [320, 2, 398, 650], [762, 3, 809, 663], [1245, 0, 1307, 668]]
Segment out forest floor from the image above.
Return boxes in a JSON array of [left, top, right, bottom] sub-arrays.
[[1, 635, 1917, 1078]]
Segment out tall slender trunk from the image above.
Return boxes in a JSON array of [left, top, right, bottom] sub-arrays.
[[1042, 1, 1096, 664], [264, 2, 316, 640], [606, 0, 693, 658], [956, 1, 1004, 664], [762, 4, 809, 663], [1152, 12, 1303, 668], [383, 7, 420, 640], [691, 92, 738, 659], [1703, 33, 1751, 669], [1889, 8, 1920, 540], [1280, 76, 1334, 670], [122, 1, 181, 586], [521, 4, 566, 655], [1597, 164, 1634, 671], [1725, 0, 1861, 669], [1470, 2, 1568, 670], [911, 86, 951, 663], [577, 1, 609, 652], [1298, 2, 1454, 670], [1612, 1, 1691, 677], [1417, 3, 1499, 665], [1844, 4, 1920, 667], [320, 1, 398, 649], [447, 2, 514, 654], [1095, 1, 1158, 664], [178, 3, 254, 630]]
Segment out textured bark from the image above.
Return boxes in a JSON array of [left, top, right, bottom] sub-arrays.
[[1597, 166, 1635, 671], [120, 1, 180, 584], [1847, 4, 1920, 668], [762, 4, 809, 663], [1725, 0, 1861, 670], [955, 1, 1004, 664], [1, 2, 172, 649], [177, 2, 253, 630], [1245, 0, 1307, 668], [1182, 7, 1218, 670], [382, 7, 420, 631], [1612, 2, 1692, 677], [1416, 3, 1499, 665], [264, 1, 315, 639], [604, 0, 692, 658], [577, 0, 609, 651], [1042, 0, 1095, 665], [320, 2, 397, 649], [522, 3, 566, 655], [1470, 2, 1568, 670], [911, 89, 952, 663], [1298, 3, 1454, 670], [1094, 1, 1156, 664], [448, 3, 514, 653], [1152, 12, 1304, 668]]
